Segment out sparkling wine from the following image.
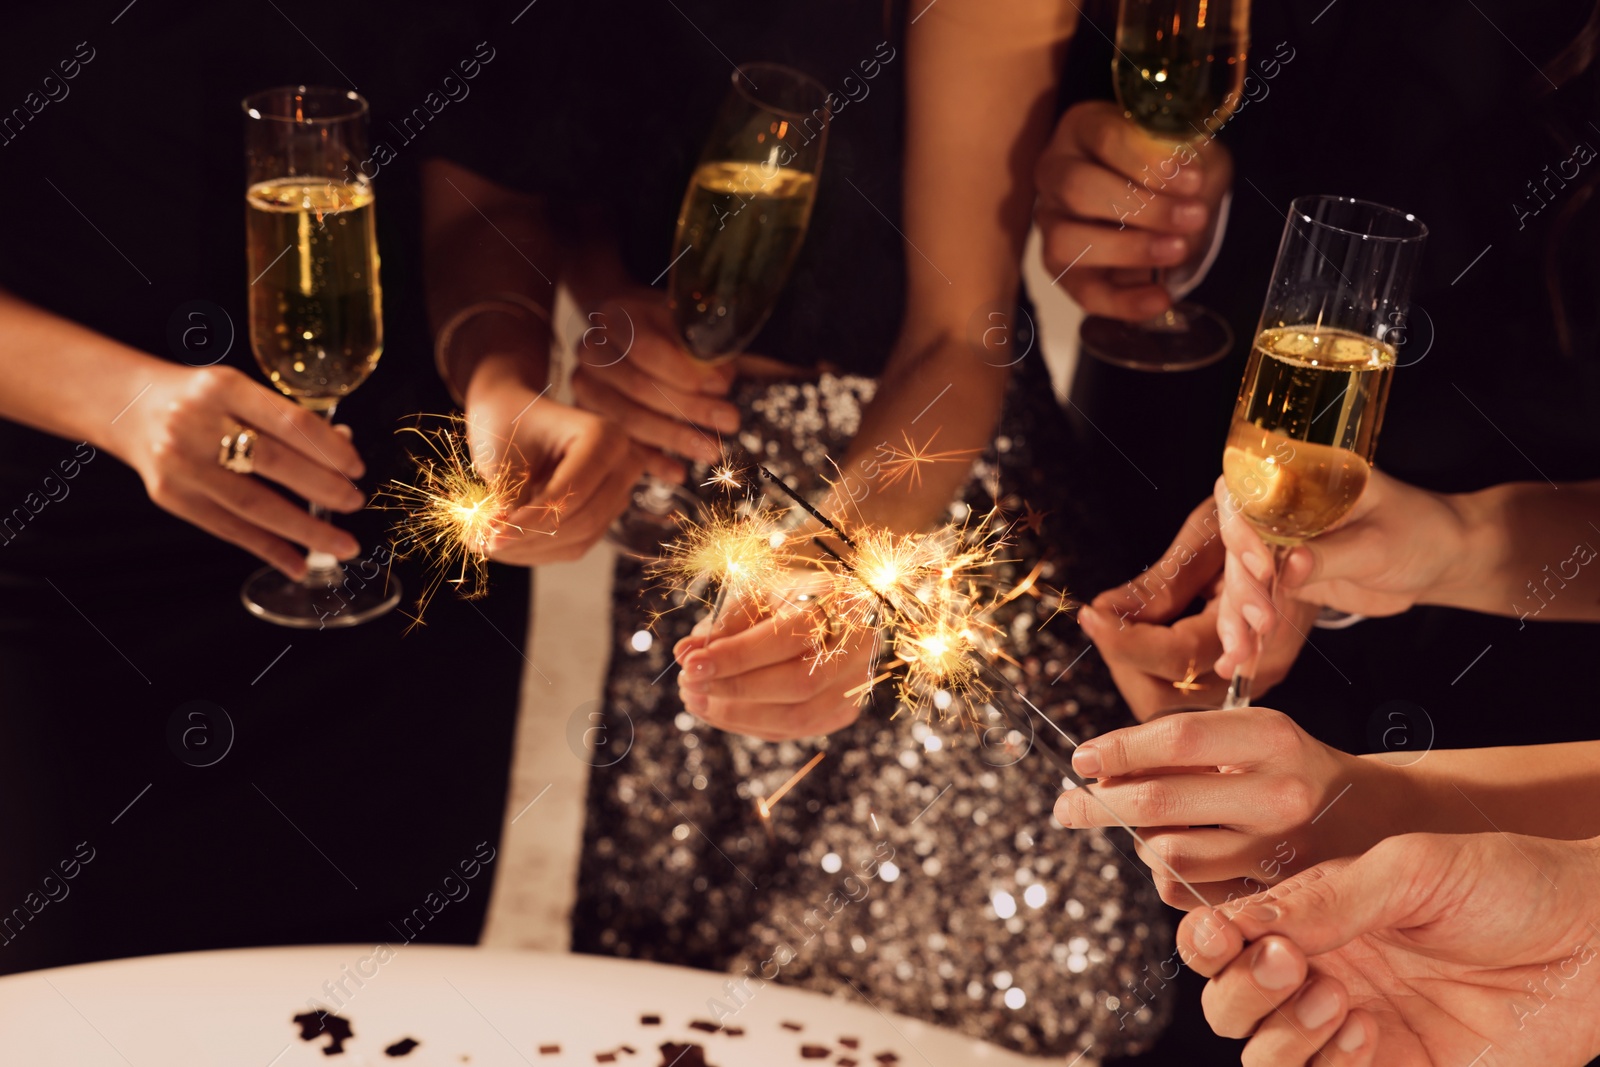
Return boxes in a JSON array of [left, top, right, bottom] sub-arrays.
[[668, 160, 817, 362], [1221, 325, 1395, 544], [1114, 4, 1247, 139], [246, 178, 383, 411]]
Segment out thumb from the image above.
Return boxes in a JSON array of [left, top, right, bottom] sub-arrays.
[[1225, 840, 1429, 957]]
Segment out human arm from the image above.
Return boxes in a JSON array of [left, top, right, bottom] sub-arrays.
[[421, 159, 646, 563], [1215, 471, 1600, 675], [0, 288, 366, 577], [678, 0, 1078, 737], [1177, 833, 1600, 1066], [1054, 706, 1600, 907]]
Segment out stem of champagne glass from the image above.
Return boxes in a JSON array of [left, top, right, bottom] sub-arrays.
[[1222, 542, 1290, 709], [304, 400, 343, 584]]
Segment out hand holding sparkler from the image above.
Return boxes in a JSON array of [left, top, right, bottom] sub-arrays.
[[461, 367, 648, 565], [1077, 498, 1311, 720]]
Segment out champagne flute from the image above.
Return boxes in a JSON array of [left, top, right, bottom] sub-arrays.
[[1078, 0, 1249, 372], [1220, 195, 1426, 707], [239, 86, 401, 628], [607, 62, 828, 558]]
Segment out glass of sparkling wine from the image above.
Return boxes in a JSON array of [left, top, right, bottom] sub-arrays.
[[239, 86, 401, 628], [1220, 195, 1426, 707], [1078, 0, 1250, 372], [608, 62, 828, 558]]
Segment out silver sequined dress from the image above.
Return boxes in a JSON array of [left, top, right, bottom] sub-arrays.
[[572, 355, 1173, 1060]]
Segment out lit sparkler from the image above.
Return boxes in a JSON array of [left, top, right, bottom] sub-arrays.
[[376, 415, 532, 629], [651, 505, 799, 621]]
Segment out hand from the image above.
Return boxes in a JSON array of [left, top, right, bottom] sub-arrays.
[[1078, 498, 1309, 720], [1034, 101, 1232, 320], [571, 286, 739, 483], [464, 355, 647, 565], [1053, 707, 1405, 908], [108, 364, 367, 578], [1176, 833, 1600, 1066], [1214, 473, 1471, 676], [672, 580, 875, 741]]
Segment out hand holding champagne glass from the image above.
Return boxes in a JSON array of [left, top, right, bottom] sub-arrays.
[[607, 62, 828, 555], [239, 86, 400, 627], [1220, 195, 1426, 707], [1078, 0, 1249, 371]]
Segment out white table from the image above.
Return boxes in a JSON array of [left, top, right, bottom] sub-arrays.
[[0, 945, 1060, 1066]]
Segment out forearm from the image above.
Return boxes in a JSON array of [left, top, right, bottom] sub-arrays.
[[1373, 741, 1600, 842], [421, 159, 559, 399], [817, 335, 1007, 532], [0, 288, 174, 452], [1433, 480, 1600, 621]]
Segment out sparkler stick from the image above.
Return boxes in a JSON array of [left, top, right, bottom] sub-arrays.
[[756, 751, 826, 819]]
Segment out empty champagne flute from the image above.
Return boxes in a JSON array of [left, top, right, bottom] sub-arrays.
[[1079, 0, 1250, 371], [608, 62, 828, 558], [239, 86, 401, 627], [1220, 195, 1426, 707]]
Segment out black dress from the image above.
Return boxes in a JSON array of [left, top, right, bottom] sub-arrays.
[[0, 4, 529, 976]]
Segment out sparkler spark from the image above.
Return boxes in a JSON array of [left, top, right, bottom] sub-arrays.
[[876, 428, 979, 492], [652, 506, 798, 618], [376, 415, 531, 630]]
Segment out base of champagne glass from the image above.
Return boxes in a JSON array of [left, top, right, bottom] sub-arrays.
[[1079, 303, 1234, 372], [604, 478, 703, 561], [241, 560, 401, 629]]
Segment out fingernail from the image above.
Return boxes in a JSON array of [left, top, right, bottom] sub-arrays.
[[1241, 603, 1268, 631], [1242, 551, 1271, 582], [1172, 201, 1206, 230], [679, 678, 709, 695], [1077, 605, 1100, 632], [336, 536, 360, 559], [1238, 902, 1279, 923], [1151, 235, 1186, 261], [687, 655, 716, 680], [344, 491, 366, 511], [1251, 939, 1298, 990], [1335, 1016, 1366, 1052], [1072, 746, 1102, 778], [1190, 912, 1228, 958], [712, 409, 740, 434], [1296, 980, 1341, 1029], [1054, 798, 1074, 827], [696, 441, 724, 463]]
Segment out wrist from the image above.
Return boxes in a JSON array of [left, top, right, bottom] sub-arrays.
[[437, 298, 550, 406], [1425, 488, 1503, 610], [1349, 752, 1431, 847], [461, 347, 546, 414]]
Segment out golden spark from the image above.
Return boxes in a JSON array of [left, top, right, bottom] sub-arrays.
[[877, 428, 979, 492], [376, 415, 531, 630]]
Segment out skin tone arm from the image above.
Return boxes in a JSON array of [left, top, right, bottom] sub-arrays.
[[1053, 706, 1600, 908], [0, 288, 365, 577], [1216, 470, 1600, 675], [421, 159, 646, 564]]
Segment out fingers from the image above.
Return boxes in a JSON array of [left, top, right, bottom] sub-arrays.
[[1037, 211, 1196, 272], [1058, 270, 1173, 320], [1237, 977, 1359, 1067], [1200, 936, 1308, 1039], [679, 607, 816, 682], [527, 419, 641, 520], [190, 457, 361, 559], [1036, 155, 1212, 234], [1057, 768, 1254, 828], [580, 301, 735, 397], [571, 367, 730, 463], [219, 370, 365, 479], [1079, 602, 1223, 684], [1047, 101, 1205, 196], [493, 450, 641, 564], [1071, 707, 1302, 780], [247, 432, 366, 513]]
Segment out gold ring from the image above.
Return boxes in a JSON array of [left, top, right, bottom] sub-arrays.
[[218, 422, 258, 474]]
